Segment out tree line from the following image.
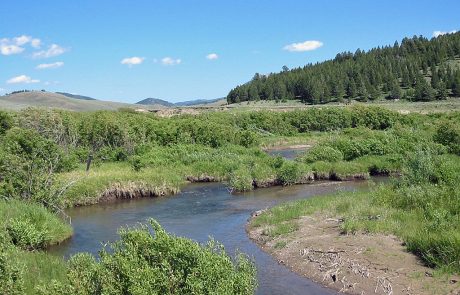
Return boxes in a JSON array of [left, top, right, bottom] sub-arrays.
[[227, 32, 460, 104]]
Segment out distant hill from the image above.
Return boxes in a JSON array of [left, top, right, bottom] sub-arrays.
[[0, 91, 152, 112], [136, 97, 174, 107], [136, 97, 225, 107], [175, 98, 224, 106], [56, 92, 96, 100]]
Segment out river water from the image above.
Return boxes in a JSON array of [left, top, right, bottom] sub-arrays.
[[49, 178, 382, 295]]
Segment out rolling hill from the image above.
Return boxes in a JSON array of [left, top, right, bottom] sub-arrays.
[[0, 91, 151, 112], [136, 97, 174, 107], [136, 97, 226, 107], [56, 92, 97, 101]]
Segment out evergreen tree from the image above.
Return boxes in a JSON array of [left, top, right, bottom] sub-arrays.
[[388, 80, 402, 99], [431, 68, 440, 89], [452, 70, 460, 97], [226, 32, 460, 104], [436, 81, 448, 100], [414, 76, 435, 101]]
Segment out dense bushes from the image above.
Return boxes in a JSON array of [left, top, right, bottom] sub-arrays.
[[0, 251, 24, 295], [434, 121, 460, 155], [0, 110, 13, 135], [41, 220, 257, 295], [0, 200, 72, 250], [0, 128, 74, 205]]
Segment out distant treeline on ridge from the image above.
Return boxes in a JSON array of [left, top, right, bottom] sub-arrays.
[[227, 32, 460, 104]]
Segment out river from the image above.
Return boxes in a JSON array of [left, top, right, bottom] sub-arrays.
[[49, 178, 383, 295]]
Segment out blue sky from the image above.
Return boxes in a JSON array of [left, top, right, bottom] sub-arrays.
[[0, 0, 459, 103]]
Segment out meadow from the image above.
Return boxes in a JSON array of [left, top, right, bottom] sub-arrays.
[[0, 105, 459, 293]]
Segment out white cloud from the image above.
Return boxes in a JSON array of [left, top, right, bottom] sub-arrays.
[[0, 88, 5, 93], [6, 75, 40, 84], [283, 40, 323, 52], [121, 56, 145, 66], [32, 44, 67, 58], [36, 61, 64, 69], [161, 57, 181, 66], [433, 30, 457, 37], [13, 35, 32, 46], [31, 38, 41, 48], [206, 53, 219, 60], [0, 35, 42, 55], [0, 44, 25, 55]]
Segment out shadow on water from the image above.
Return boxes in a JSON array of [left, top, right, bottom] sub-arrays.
[[48, 178, 387, 295]]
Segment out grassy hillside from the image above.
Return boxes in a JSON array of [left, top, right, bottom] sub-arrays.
[[0, 91, 152, 111]]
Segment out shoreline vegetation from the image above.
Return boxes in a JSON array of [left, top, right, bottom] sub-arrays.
[[0, 104, 459, 294]]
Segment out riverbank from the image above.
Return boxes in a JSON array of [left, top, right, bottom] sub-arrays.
[[247, 153, 460, 295], [248, 212, 459, 294]]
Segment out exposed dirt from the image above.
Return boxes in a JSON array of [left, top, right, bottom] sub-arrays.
[[248, 213, 460, 295]]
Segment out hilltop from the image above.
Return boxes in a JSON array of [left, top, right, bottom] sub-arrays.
[[136, 97, 226, 107], [228, 32, 460, 104], [0, 91, 149, 112]]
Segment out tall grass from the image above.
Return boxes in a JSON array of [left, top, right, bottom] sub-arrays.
[[251, 153, 460, 273]]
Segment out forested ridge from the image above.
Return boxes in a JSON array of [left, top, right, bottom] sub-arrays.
[[227, 32, 460, 104]]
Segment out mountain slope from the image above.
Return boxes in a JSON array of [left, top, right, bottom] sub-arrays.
[[136, 97, 174, 107], [227, 32, 460, 104], [0, 91, 150, 111], [56, 92, 96, 100], [175, 98, 224, 106]]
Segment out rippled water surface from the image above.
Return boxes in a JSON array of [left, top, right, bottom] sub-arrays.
[[49, 178, 385, 295]]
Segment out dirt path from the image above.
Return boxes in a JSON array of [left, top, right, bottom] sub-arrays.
[[248, 213, 460, 295]]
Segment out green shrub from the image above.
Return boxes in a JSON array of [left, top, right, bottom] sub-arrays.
[[229, 168, 254, 192], [277, 162, 302, 185], [130, 155, 145, 172], [6, 219, 47, 250], [301, 146, 343, 163], [434, 122, 460, 155], [0, 252, 25, 295], [43, 220, 257, 295], [0, 110, 13, 135]]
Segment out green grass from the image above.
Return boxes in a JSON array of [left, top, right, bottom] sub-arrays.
[[0, 199, 72, 247], [0, 200, 72, 294], [251, 154, 460, 273], [7, 248, 68, 294], [58, 144, 281, 205], [58, 161, 185, 206]]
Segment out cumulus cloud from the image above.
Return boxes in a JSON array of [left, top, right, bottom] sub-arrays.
[[6, 75, 40, 84], [31, 38, 41, 48], [283, 40, 323, 52], [206, 53, 219, 60], [0, 35, 43, 55], [13, 35, 32, 46], [433, 30, 457, 38], [32, 44, 67, 58], [121, 56, 145, 66], [0, 44, 25, 55], [161, 57, 181, 66], [36, 61, 64, 69]]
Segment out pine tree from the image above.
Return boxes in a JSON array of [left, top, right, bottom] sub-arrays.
[[414, 76, 435, 101], [388, 80, 402, 99], [452, 70, 460, 97], [431, 68, 440, 89], [436, 81, 448, 100]]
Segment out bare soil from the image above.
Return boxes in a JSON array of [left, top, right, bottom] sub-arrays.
[[248, 213, 460, 295]]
